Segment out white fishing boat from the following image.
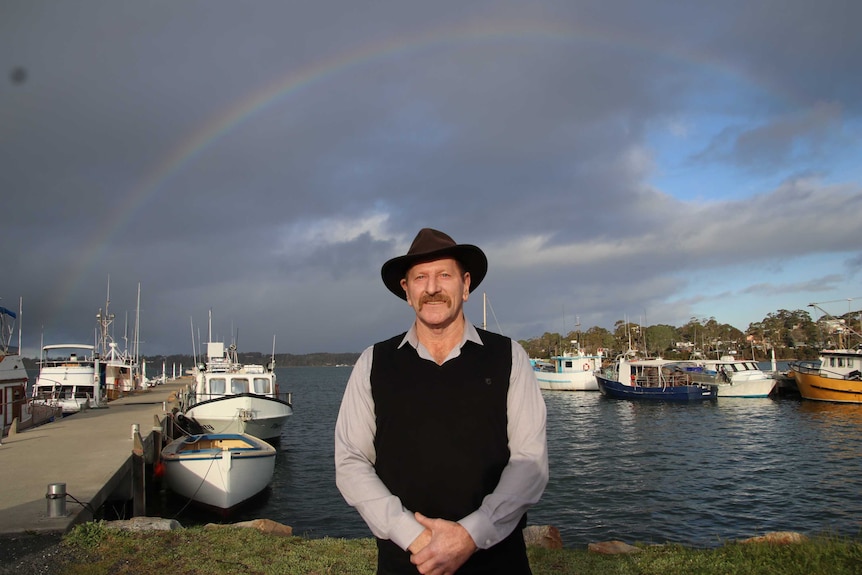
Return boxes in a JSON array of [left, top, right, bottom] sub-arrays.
[[533, 346, 603, 391], [160, 432, 276, 511], [685, 356, 777, 398], [1, 300, 33, 435], [96, 280, 143, 399], [31, 343, 105, 415], [180, 326, 292, 440]]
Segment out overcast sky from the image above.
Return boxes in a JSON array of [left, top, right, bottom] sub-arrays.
[[2, 1, 861, 358]]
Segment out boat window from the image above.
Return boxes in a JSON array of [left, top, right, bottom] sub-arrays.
[[253, 377, 270, 394], [564, 361, 573, 368], [231, 378, 249, 394], [208, 377, 226, 395]]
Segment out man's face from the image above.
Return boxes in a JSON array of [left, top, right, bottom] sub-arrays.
[[400, 257, 471, 329]]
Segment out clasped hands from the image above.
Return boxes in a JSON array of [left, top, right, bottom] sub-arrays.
[[407, 512, 478, 575]]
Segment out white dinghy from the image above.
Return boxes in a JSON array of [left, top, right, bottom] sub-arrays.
[[160, 432, 276, 512]]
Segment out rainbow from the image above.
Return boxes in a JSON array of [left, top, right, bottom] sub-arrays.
[[72, 18, 777, 299]]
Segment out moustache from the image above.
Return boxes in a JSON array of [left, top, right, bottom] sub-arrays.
[[419, 294, 451, 306]]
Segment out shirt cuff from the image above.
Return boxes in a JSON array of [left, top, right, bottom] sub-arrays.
[[458, 510, 497, 550], [389, 512, 426, 551]]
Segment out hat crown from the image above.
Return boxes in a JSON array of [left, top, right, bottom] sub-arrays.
[[406, 228, 458, 257]]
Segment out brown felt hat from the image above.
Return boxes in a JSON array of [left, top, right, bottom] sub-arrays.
[[381, 228, 488, 300]]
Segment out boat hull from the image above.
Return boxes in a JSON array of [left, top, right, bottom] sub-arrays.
[[714, 379, 776, 398], [535, 371, 598, 391], [161, 433, 276, 511], [596, 373, 717, 401], [793, 371, 862, 403], [184, 394, 293, 440]]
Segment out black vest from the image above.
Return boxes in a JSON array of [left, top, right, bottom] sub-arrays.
[[371, 328, 512, 521]]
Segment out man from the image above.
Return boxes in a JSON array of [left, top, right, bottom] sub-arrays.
[[335, 228, 548, 575]]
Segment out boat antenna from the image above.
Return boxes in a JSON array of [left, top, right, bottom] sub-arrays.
[[575, 315, 581, 352], [135, 282, 141, 365], [190, 317, 197, 366], [270, 334, 276, 371], [18, 296, 23, 355], [482, 292, 486, 330]]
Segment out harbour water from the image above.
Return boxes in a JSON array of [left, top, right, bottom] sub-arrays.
[[154, 366, 862, 548]]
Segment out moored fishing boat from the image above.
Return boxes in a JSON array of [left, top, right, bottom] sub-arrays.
[[160, 432, 276, 511], [96, 281, 143, 399], [791, 349, 862, 403], [180, 324, 292, 440], [686, 356, 777, 398], [533, 346, 603, 391], [596, 355, 717, 401], [789, 300, 862, 404], [31, 344, 105, 415]]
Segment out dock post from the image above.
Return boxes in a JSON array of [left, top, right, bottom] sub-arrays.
[[46, 483, 67, 517], [132, 425, 146, 517], [131, 450, 146, 517]]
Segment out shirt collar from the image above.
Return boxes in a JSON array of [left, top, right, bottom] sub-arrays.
[[398, 321, 484, 356]]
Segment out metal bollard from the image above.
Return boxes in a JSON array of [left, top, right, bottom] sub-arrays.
[[46, 483, 67, 517]]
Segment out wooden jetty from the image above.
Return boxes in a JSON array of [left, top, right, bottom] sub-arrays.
[[0, 379, 185, 535]]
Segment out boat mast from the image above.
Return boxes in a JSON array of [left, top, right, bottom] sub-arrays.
[[270, 334, 277, 371], [483, 292, 487, 331], [190, 317, 197, 367], [96, 277, 115, 358], [134, 282, 141, 366]]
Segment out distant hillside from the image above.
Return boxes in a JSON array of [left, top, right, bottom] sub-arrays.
[[20, 352, 361, 372]]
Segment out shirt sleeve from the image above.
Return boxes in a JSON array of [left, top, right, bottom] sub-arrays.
[[334, 345, 425, 550], [458, 340, 549, 549]]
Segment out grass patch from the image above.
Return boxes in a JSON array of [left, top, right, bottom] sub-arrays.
[[60, 522, 862, 575]]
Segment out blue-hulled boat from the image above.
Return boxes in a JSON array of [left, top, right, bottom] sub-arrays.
[[596, 356, 717, 401]]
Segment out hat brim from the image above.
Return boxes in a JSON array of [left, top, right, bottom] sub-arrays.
[[381, 245, 487, 300]]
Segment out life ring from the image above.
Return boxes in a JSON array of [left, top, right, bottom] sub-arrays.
[[583, 363, 591, 371]]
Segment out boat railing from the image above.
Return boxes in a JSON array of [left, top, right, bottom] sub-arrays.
[[186, 390, 293, 406], [790, 361, 821, 375], [637, 372, 692, 388]]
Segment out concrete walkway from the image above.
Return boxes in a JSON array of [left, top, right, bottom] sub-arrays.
[[0, 380, 185, 535]]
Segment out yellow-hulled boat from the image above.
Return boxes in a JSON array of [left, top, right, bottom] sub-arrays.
[[791, 349, 862, 403]]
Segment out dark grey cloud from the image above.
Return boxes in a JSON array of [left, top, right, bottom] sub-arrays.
[[1, 1, 860, 356]]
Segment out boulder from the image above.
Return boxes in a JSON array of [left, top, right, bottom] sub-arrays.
[[522, 525, 563, 549], [105, 517, 183, 531], [588, 540, 642, 555], [740, 531, 808, 545], [205, 518, 293, 537]]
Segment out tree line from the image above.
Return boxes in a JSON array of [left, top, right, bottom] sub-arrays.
[[516, 308, 861, 362]]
